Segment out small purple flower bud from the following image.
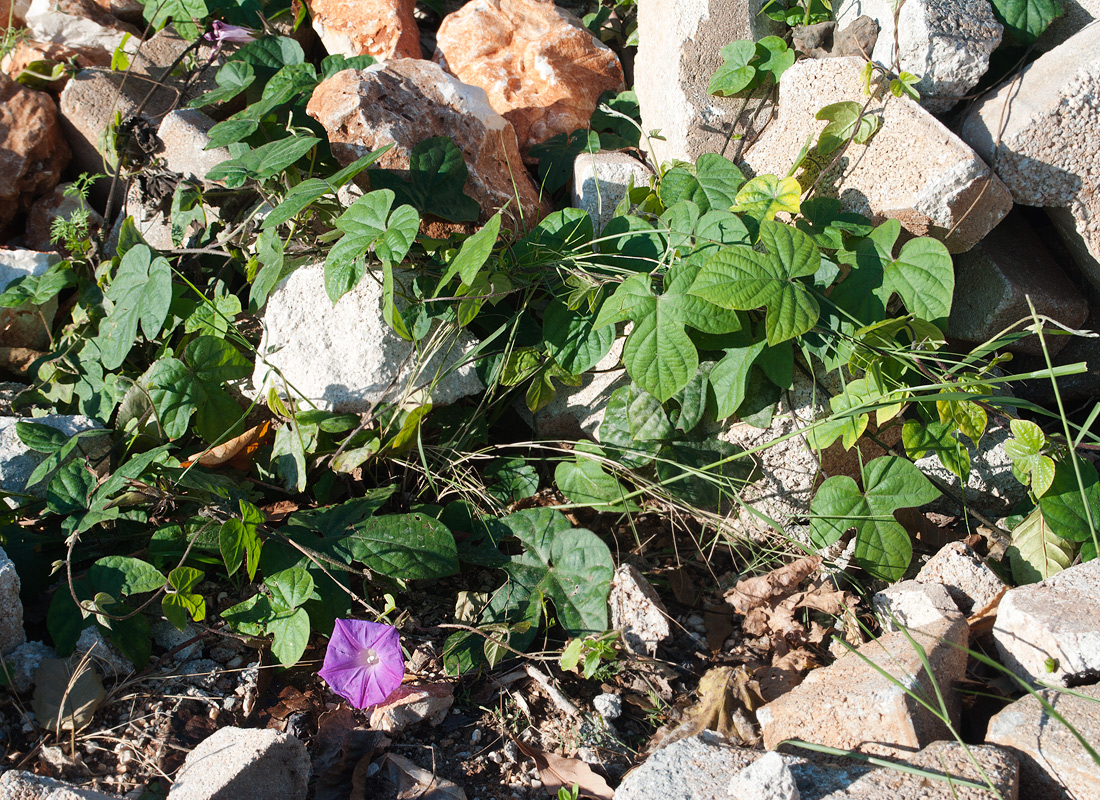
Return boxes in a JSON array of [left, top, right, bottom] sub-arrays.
[[203, 20, 257, 45], [319, 619, 405, 709]]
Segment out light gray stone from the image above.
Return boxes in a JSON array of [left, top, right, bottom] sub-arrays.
[[914, 422, 1027, 518], [157, 109, 233, 183], [5, 640, 55, 694], [993, 560, 1100, 687], [948, 211, 1088, 357], [0, 770, 117, 799], [960, 22, 1100, 285], [0, 415, 107, 498], [758, 615, 969, 758], [615, 734, 765, 800], [633, 0, 782, 165], [0, 546, 24, 655], [74, 626, 134, 677], [986, 683, 1100, 800], [835, 0, 1002, 112], [915, 541, 1007, 616], [153, 620, 202, 663], [873, 580, 964, 633], [252, 262, 483, 412], [572, 151, 654, 234], [0, 249, 60, 350], [743, 57, 1012, 253], [729, 751, 799, 800], [594, 692, 622, 721], [167, 726, 310, 800]]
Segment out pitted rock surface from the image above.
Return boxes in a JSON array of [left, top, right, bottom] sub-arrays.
[[961, 22, 1100, 285], [743, 57, 1011, 253], [836, 0, 1002, 111]]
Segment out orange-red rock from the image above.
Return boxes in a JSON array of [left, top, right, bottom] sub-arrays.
[[1, 0, 29, 28], [434, 0, 623, 154], [307, 59, 547, 233], [0, 73, 70, 236], [1, 39, 111, 92], [307, 0, 420, 60]]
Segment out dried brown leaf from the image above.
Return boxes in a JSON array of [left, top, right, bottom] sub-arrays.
[[512, 738, 614, 800], [183, 420, 273, 468], [724, 555, 822, 613], [651, 666, 763, 751], [377, 753, 466, 800]]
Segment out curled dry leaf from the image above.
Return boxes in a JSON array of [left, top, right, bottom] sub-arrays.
[[724, 555, 823, 613], [0, 346, 47, 375], [511, 737, 615, 800], [650, 665, 764, 751], [182, 420, 274, 468]]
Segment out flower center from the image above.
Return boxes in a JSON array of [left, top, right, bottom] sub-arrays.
[[357, 648, 380, 668]]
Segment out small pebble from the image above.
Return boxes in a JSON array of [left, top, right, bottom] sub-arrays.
[[488, 750, 503, 764], [686, 613, 705, 631], [470, 728, 482, 744], [593, 692, 623, 720]]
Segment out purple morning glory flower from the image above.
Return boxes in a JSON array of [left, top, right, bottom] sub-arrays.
[[319, 619, 405, 709], [203, 20, 257, 46]]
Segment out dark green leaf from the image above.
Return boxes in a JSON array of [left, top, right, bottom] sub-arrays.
[[369, 136, 480, 222]]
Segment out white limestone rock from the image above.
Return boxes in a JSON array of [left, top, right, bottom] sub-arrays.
[[252, 262, 483, 412]]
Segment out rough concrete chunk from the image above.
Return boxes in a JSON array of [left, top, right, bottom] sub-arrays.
[[0, 770, 117, 799], [5, 640, 55, 694], [0, 249, 60, 350], [252, 262, 483, 412], [0, 415, 108, 498], [23, 0, 139, 55], [948, 211, 1088, 356], [609, 563, 671, 656], [306, 59, 547, 232], [0, 546, 25, 655], [914, 422, 1026, 518], [822, 741, 1017, 799], [167, 726, 310, 800], [960, 22, 1100, 285], [835, 0, 1002, 111], [533, 335, 627, 439], [987, 684, 1100, 800], [572, 152, 654, 234], [634, 0, 782, 165], [757, 616, 969, 757], [873, 580, 964, 633], [915, 541, 1007, 616], [743, 57, 1012, 253], [616, 734, 1012, 800], [992, 560, 1100, 687]]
